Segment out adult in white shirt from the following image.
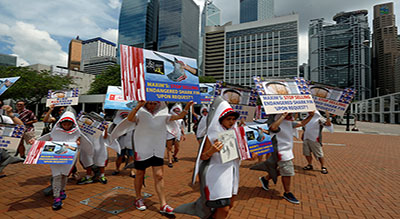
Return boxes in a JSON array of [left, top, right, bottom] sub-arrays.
[[127, 100, 193, 215], [302, 111, 333, 174]]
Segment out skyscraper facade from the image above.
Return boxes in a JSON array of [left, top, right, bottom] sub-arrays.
[[372, 2, 400, 95], [224, 14, 299, 87], [205, 1, 221, 26], [0, 54, 17, 67], [81, 37, 117, 75], [158, 0, 199, 59], [118, 0, 159, 50], [68, 37, 82, 70], [240, 0, 274, 23], [309, 10, 371, 100]]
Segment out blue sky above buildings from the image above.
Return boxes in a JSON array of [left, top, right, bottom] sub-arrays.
[[0, 0, 399, 67]]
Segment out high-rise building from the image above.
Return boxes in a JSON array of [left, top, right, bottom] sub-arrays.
[[118, 0, 199, 60], [158, 0, 199, 59], [372, 2, 400, 95], [224, 14, 299, 87], [0, 54, 17, 67], [118, 0, 159, 50], [240, 0, 274, 23], [68, 37, 82, 70], [203, 22, 231, 81], [309, 10, 371, 100], [81, 37, 117, 75], [199, 1, 221, 76]]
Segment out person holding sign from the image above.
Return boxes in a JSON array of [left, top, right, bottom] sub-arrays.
[[259, 112, 314, 205], [166, 104, 186, 168], [127, 100, 193, 215], [302, 111, 333, 174], [199, 98, 240, 219], [0, 104, 24, 178], [29, 111, 92, 210]]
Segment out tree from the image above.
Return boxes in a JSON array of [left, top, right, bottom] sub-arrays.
[[199, 75, 216, 83], [0, 66, 73, 106], [88, 64, 121, 94]]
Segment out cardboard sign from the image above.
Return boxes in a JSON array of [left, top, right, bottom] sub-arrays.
[[104, 86, 137, 110], [24, 141, 78, 165], [77, 112, 107, 139], [232, 105, 256, 122], [214, 81, 257, 106], [242, 124, 273, 156], [199, 83, 215, 105], [218, 129, 240, 163], [309, 83, 356, 116], [0, 77, 20, 96], [120, 45, 200, 103], [0, 123, 25, 151], [254, 77, 316, 114], [46, 88, 79, 107]]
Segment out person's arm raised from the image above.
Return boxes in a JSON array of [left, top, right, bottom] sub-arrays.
[[170, 101, 194, 121], [127, 101, 145, 122], [269, 112, 288, 132]]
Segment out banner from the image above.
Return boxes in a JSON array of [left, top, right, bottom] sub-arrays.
[[199, 83, 215, 105], [77, 112, 107, 139], [0, 123, 25, 151], [232, 105, 256, 122], [254, 77, 316, 114], [46, 88, 79, 107], [120, 45, 200, 103], [104, 86, 137, 110], [24, 141, 78, 165], [0, 77, 20, 96], [243, 124, 273, 157], [214, 81, 257, 106], [309, 83, 356, 116]]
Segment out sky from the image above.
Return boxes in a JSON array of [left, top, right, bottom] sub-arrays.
[[0, 0, 399, 67]]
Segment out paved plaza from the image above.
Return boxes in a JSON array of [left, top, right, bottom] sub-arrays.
[[0, 123, 399, 218]]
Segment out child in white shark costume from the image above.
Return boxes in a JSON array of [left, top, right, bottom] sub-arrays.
[[166, 103, 185, 167], [175, 97, 240, 219], [192, 105, 209, 144], [36, 111, 93, 210]]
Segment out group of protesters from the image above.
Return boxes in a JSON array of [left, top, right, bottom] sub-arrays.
[[0, 94, 333, 218]]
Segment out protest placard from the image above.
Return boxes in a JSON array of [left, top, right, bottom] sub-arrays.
[[214, 81, 257, 106], [104, 86, 137, 110], [0, 123, 25, 151], [254, 76, 316, 114], [242, 124, 273, 156], [199, 83, 215, 105], [309, 83, 356, 116], [46, 88, 79, 107], [218, 129, 240, 164], [77, 112, 107, 139], [231, 104, 256, 122], [0, 77, 20, 96], [24, 141, 78, 165], [120, 45, 200, 103]]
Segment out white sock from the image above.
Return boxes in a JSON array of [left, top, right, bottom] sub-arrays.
[[100, 173, 105, 177]]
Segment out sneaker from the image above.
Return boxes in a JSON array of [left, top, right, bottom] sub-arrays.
[[112, 171, 120, 175], [99, 176, 108, 184], [168, 163, 173, 168], [135, 198, 146, 211], [52, 197, 63, 210], [160, 204, 174, 215], [173, 156, 179, 162], [259, 177, 269, 191], [303, 164, 313, 170], [283, 192, 300, 204], [321, 167, 328, 174], [60, 190, 67, 200], [77, 177, 93, 185]]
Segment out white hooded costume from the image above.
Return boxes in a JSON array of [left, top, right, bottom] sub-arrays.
[[39, 111, 92, 177], [166, 104, 184, 140], [133, 102, 171, 161], [195, 105, 208, 139], [112, 110, 134, 152]]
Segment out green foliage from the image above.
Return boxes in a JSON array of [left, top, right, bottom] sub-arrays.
[[88, 64, 121, 94], [0, 66, 73, 106], [199, 76, 216, 83]]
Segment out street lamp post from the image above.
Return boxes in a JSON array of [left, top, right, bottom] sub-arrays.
[[346, 40, 351, 131]]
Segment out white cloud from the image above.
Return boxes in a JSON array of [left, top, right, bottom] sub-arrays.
[[101, 28, 118, 44], [108, 0, 121, 9], [0, 21, 67, 66]]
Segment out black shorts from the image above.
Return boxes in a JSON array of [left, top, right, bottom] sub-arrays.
[[134, 156, 164, 170]]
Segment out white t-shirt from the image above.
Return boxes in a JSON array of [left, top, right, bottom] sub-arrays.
[[271, 115, 297, 161], [303, 114, 333, 142], [0, 115, 14, 124], [134, 107, 170, 161]]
